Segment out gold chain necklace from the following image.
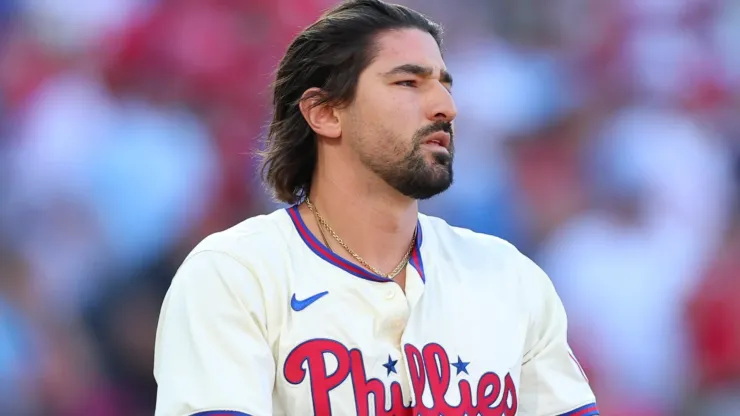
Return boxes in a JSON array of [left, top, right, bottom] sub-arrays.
[[305, 197, 416, 279], [310, 201, 333, 248]]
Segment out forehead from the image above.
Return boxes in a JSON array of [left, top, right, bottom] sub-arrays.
[[370, 28, 446, 71]]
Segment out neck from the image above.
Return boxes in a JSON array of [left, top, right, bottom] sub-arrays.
[[304, 151, 419, 273]]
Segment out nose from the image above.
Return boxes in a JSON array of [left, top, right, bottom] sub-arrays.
[[426, 83, 457, 123]]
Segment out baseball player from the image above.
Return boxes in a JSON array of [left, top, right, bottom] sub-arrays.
[[153, 0, 599, 415]]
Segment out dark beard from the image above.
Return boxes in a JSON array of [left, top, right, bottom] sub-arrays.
[[374, 121, 455, 200]]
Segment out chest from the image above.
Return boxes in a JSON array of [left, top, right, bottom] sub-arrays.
[[274, 262, 528, 415]]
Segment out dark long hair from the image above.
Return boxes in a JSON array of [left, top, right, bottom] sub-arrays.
[[258, 0, 443, 204]]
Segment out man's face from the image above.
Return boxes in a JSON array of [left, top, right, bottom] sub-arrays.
[[340, 28, 457, 200]]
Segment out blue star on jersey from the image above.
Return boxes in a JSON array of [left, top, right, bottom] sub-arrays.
[[452, 356, 470, 375], [383, 355, 398, 376]]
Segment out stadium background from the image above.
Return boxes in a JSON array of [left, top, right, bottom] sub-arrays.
[[1, 0, 739, 414]]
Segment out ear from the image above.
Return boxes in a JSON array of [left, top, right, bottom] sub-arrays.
[[298, 88, 341, 139]]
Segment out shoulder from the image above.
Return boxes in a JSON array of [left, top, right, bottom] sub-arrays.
[[419, 213, 522, 265], [419, 213, 554, 292], [164, 208, 295, 315], [184, 208, 294, 268], [168, 208, 297, 299]]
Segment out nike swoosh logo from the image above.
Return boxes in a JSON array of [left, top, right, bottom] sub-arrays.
[[291, 291, 329, 311]]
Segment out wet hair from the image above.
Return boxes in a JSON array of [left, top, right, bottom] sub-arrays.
[[258, 0, 442, 204]]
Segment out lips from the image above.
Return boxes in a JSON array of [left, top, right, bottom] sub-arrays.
[[422, 131, 451, 149]]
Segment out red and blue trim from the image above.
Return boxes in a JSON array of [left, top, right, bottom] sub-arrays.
[[558, 402, 599, 416], [190, 412, 252, 416], [408, 222, 425, 282], [286, 205, 426, 283]]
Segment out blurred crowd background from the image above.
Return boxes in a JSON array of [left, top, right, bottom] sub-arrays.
[[1, 0, 739, 415]]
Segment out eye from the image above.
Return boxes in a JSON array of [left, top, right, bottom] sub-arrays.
[[395, 80, 417, 87]]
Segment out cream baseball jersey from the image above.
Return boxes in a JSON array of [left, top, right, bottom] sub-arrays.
[[153, 206, 599, 416]]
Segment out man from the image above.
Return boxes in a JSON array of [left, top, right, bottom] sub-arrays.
[[153, 1, 599, 415]]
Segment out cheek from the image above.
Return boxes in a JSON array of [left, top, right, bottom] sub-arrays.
[[381, 97, 421, 137], [357, 125, 410, 164], [351, 90, 421, 153], [386, 91, 421, 119]]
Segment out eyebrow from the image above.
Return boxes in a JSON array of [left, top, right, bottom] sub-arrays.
[[383, 64, 453, 86]]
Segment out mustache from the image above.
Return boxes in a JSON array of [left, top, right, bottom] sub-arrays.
[[414, 121, 454, 143]]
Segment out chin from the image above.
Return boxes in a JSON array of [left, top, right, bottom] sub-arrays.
[[379, 150, 454, 199], [409, 182, 452, 200], [404, 169, 454, 200]]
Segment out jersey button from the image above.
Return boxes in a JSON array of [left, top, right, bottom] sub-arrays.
[[385, 290, 395, 300]]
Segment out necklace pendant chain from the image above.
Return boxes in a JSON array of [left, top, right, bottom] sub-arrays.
[[305, 197, 416, 279]]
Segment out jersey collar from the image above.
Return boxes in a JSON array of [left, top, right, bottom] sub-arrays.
[[286, 205, 426, 284]]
